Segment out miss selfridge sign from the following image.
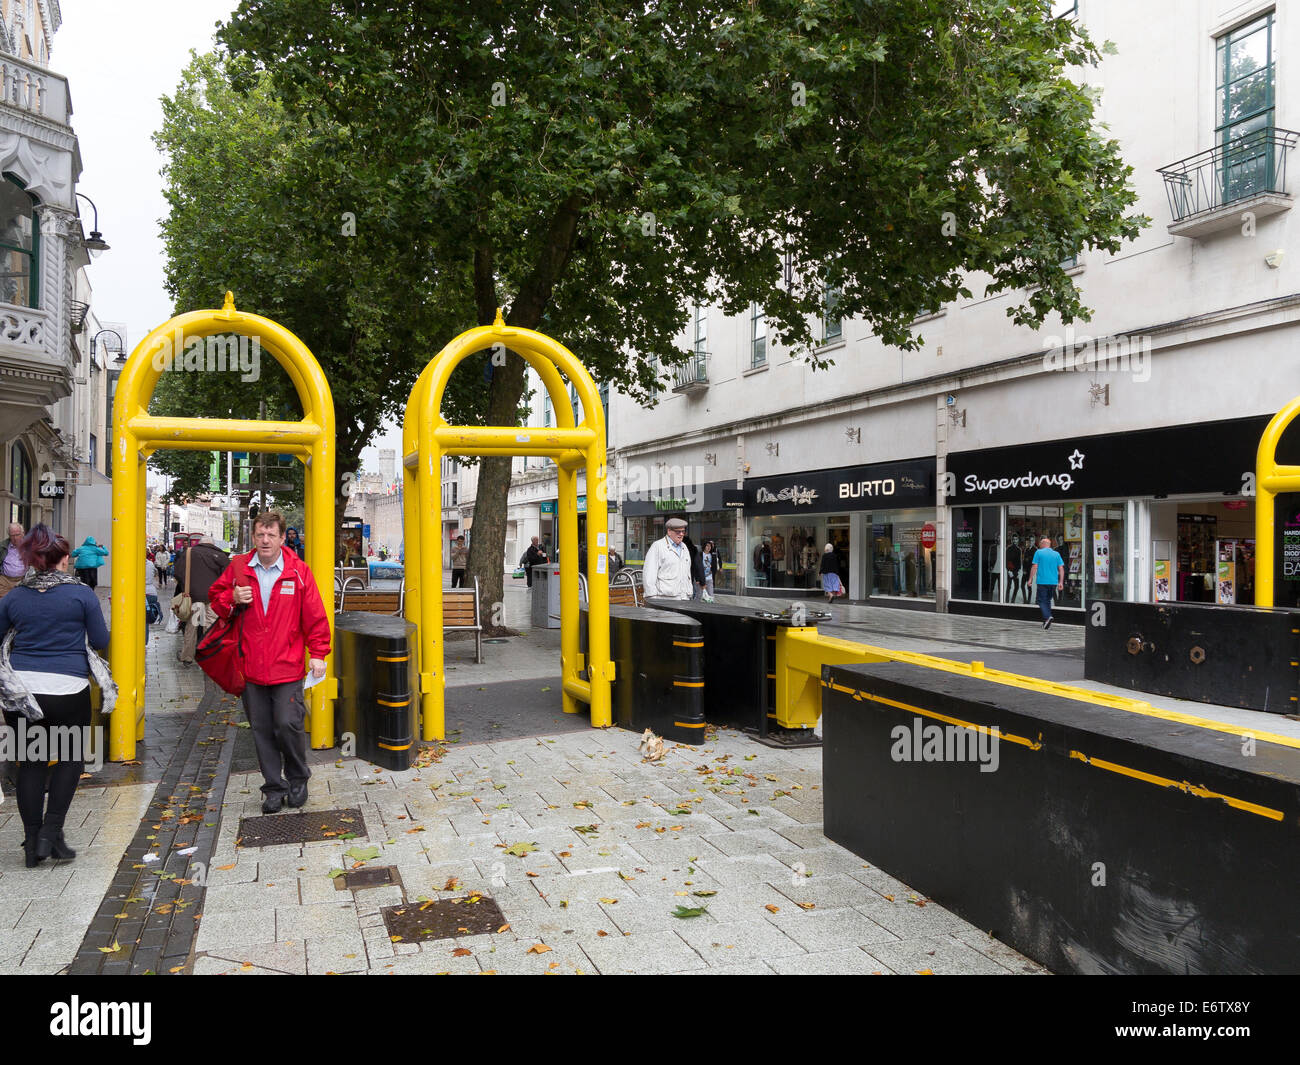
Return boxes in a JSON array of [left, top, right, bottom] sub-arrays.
[[946, 417, 1275, 506], [746, 459, 935, 514]]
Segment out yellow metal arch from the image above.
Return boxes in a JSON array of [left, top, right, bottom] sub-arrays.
[[109, 293, 337, 761], [1254, 398, 1300, 607], [403, 312, 612, 740]]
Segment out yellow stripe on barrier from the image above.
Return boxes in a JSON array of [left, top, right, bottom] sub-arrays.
[[672, 640, 704, 648], [378, 741, 413, 751], [673, 681, 705, 688], [378, 698, 411, 707], [673, 721, 707, 728], [1068, 750, 1284, 821], [376, 655, 409, 662], [823, 681, 1043, 751]]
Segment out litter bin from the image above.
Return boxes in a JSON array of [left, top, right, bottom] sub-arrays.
[[333, 611, 418, 770], [530, 564, 563, 629]]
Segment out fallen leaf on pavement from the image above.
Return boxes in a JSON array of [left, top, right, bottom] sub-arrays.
[[765, 904, 780, 913], [452, 948, 472, 957], [526, 943, 552, 954]]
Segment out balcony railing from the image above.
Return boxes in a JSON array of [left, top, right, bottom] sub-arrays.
[[1159, 127, 1299, 231], [670, 351, 709, 393], [0, 56, 71, 125]]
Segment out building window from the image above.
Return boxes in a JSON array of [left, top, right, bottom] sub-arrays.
[[9, 441, 31, 526], [693, 304, 708, 353], [451, 481, 458, 506], [1217, 12, 1275, 198], [0, 175, 40, 309], [89, 434, 97, 469], [750, 304, 767, 368], [822, 287, 842, 342]]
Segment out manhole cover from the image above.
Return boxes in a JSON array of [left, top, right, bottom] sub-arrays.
[[336, 865, 397, 891], [237, 807, 365, 847], [382, 895, 508, 942]]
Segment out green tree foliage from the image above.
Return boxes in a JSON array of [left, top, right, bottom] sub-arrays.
[[221, 0, 1146, 614], [152, 52, 486, 528]]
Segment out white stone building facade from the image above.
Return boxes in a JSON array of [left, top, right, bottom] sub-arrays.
[[607, 0, 1300, 618]]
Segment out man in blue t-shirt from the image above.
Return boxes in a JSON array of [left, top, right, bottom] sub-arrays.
[[1028, 536, 1065, 629]]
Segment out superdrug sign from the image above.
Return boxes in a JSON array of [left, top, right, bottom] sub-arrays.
[[746, 458, 935, 515]]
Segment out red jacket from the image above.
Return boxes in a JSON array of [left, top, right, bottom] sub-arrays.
[[209, 549, 332, 685]]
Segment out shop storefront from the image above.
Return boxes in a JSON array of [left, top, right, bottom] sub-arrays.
[[946, 416, 1278, 616], [743, 459, 936, 601], [622, 482, 744, 591]]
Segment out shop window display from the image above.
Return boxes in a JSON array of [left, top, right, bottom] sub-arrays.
[[749, 517, 842, 590], [870, 510, 935, 599]]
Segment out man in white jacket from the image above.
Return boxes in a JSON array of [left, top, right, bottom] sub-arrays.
[[641, 518, 694, 599]]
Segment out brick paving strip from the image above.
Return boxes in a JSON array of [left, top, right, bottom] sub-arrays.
[[69, 683, 242, 975]]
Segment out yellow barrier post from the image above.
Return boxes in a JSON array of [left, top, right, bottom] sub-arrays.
[[403, 312, 612, 740], [110, 294, 336, 761], [1254, 396, 1300, 607]]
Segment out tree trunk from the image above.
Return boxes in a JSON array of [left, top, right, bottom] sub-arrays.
[[465, 193, 584, 635]]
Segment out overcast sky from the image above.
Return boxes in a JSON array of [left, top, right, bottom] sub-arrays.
[[56, 0, 400, 474]]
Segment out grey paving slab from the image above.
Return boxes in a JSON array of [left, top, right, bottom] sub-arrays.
[[670, 917, 808, 965], [769, 948, 893, 975], [766, 907, 902, 952], [579, 928, 708, 974], [194, 909, 277, 952], [853, 895, 979, 938], [863, 934, 1022, 975], [275, 902, 363, 942], [201, 880, 302, 914], [204, 939, 308, 975], [771, 872, 889, 911], [305, 932, 370, 974]]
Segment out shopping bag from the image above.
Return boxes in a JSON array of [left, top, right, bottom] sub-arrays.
[[195, 608, 247, 696]]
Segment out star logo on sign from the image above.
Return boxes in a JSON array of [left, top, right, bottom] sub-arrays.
[[1068, 449, 1086, 470]]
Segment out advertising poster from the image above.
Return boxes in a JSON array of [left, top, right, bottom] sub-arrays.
[[1064, 502, 1083, 542], [1217, 545, 1236, 605], [954, 527, 975, 573], [1092, 530, 1110, 584], [1153, 558, 1171, 602]]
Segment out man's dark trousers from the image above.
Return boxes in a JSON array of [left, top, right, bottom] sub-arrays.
[[243, 680, 310, 797]]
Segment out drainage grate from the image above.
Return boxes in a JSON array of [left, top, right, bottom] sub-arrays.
[[335, 865, 398, 891], [236, 807, 366, 847], [382, 895, 508, 942]]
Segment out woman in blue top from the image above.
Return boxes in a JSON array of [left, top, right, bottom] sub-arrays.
[[0, 525, 110, 866], [69, 535, 109, 589]]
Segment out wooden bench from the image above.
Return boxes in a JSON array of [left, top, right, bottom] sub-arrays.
[[335, 578, 482, 664], [443, 579, 483, 664], [336, 565, 369, 588], [608, 584, 640, 607]]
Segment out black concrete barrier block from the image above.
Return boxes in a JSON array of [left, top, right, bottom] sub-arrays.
[[581, 605, 706, 744], [334, 611, 418, 770], [822, 660, 1300, 974], [644, 596, 829, 734], [1084, 599, 1300, 714]]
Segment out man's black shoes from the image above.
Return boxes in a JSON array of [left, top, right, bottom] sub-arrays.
[[1043, 617, 1053, 630], [261, 793, 284, 814], [287, 781, 308, 809]]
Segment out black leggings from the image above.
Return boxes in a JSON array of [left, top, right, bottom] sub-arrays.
[[3, 688, 91, 832]]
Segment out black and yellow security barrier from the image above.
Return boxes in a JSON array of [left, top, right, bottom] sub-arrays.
[[334, 612, 419, 770], [581, 605, 706, 744], [820, 658, 1300, 974]]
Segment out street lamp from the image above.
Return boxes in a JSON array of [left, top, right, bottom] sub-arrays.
[[90, 328, 125, 360], [74, 192, 110, 257]]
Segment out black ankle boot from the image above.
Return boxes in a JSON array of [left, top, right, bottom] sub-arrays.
[[23, 828, 46, 868], [35, 825, 75, 861]]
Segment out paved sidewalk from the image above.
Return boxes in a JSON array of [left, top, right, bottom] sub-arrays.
[[4, 583, 1288, 975]]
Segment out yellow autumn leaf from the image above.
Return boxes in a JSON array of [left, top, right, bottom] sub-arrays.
[[526, 943, 553, 954], [765, 904, 780, 914], [796, 902, 815, 910], [97, 941, 122, 954], [598, 897, 618, 905]]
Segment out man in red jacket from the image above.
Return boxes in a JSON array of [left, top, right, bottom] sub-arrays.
[[209, 511, 331, 813]]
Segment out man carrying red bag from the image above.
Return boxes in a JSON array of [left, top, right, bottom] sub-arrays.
[[209, 511, 331, 814]]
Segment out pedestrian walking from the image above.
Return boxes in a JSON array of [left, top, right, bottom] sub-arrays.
[[820, 543, 846, 601], [0, 522, 25, 600], [153, 545, 170, 589], [69, 536, 108, 589], [1029, 536, 1065, 629], [700, 540, 718, 600], [520, 535, 548, 588], [450, 535, 468, 588], [0, 524, 111, 866], [641, 518, 694, 599], [144, 548, 161, 625], [684, 532, 707, 600], [174, 536, 231, 664], [284, 527, 304, 559], [208, 512, 330, 814]]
